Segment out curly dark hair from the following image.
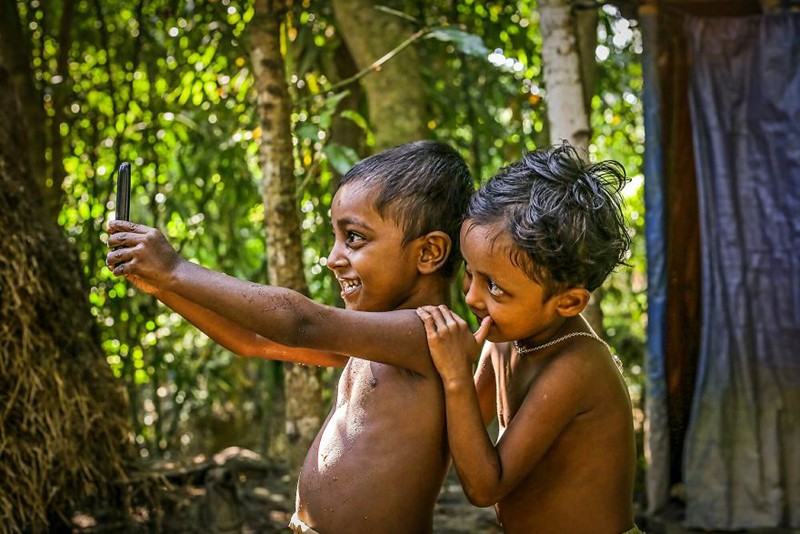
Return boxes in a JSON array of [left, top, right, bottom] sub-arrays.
[[339, 140, 474, 278], [467, 142, 630, 298]]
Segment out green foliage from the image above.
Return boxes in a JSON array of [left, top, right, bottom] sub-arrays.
[[592, 5, 647, 386], [22, 0, 647, 460], [425, 26, 489, 57]]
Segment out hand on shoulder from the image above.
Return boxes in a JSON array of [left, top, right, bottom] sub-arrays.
[[416, 305, 492, 387]]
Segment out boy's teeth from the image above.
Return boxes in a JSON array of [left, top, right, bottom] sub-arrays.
[[339, 279, 361, 295]]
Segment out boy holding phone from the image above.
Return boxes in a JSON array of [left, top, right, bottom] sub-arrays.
[[106, 141, 474, 533]]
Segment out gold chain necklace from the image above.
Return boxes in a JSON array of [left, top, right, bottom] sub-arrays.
[[513, 332, 623, 372]]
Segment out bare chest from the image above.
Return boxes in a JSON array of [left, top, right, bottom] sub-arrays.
[[303, 357, 444, 481], [327, 358, 443, 439], [493, 352, 540, 430]]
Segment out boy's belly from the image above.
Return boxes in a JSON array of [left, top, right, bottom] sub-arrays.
[[295, 362, 447, 534], [494, 422, 635, 534]]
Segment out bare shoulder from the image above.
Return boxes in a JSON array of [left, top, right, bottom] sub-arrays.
[[549, 336, 621, 380], [535, 338, 628, 410]]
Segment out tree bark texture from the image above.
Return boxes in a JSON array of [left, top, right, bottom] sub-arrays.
[[249, 0, 325, 472], [539, 0, 591, 151], [574, 5, 598, 115], [539, 0, 605, 334], [0, 55, 134, 530], [0, 0, 50, 213], [331, 0, 426, 151]]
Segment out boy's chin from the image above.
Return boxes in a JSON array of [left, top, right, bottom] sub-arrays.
[[484, 331, 506, 344], [484, 329, 520, 346]]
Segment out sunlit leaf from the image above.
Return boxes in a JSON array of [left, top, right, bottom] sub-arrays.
[[296, 123, 319, 140], [426, 27, 488, 57], [323, 143, 360, 175]]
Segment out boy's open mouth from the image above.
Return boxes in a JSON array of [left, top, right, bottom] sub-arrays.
[[337, 277, 362, 298]]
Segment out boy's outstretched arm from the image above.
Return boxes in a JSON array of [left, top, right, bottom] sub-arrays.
[[106, 221, 432, 374], [113, 235, 347, 367], [133, 280, 348, 366], [417, 305, 585, 507]]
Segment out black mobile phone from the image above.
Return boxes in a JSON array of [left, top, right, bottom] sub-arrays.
[[116, 162, 131, 221]]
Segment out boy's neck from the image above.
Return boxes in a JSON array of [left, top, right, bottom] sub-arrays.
[[397, 276, 452, 310], [522, 314, 580, 348]]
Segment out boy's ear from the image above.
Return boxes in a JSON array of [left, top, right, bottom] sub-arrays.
[[554, 288, 591, 317], [417, 231, 451, 275]]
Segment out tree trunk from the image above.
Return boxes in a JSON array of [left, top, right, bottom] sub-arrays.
[[249, 0, 325, 473], [0, 0, 47, 211], [574, 5, 598, 116], [331, 0, 426, 150], [539, 0, 604, 335], [0, 49, 133, 531], [539, 0, 591, 149]]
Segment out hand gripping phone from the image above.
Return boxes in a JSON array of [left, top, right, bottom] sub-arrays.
[[116, 162, 131, 221]]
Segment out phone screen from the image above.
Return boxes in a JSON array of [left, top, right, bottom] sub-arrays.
[[116, 162, 131, 221]]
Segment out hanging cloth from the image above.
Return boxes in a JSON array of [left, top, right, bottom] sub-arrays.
[[683, 13, 800, 529]]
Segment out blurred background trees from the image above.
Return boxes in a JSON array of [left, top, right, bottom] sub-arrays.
[[1, 0, 646, 528]]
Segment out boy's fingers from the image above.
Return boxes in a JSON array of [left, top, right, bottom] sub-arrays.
[[473, 316, 492, 346], [415, 307, 437, 335], [107, 248, 129, 269], [438, 305, 470, 331], [427, 306, 442, 332], [107, 232, 128, 248], [107, 232, 127, 248], [427, 306, 450, 331], [437, 305, 458, 327], [108, 219, 146, 235]]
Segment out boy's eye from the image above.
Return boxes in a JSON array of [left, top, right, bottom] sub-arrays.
[[346, 231, 365, 244], [487, 279, 505, 297]]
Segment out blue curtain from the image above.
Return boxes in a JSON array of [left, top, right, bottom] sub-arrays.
[[684, 13, 800, 529]]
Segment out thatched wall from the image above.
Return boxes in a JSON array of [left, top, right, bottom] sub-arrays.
[[0, 64, 135, 531]]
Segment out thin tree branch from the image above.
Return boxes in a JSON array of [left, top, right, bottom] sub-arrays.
[[295, 27, 427, 104]]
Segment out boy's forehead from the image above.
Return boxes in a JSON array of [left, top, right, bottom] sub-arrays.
[[461, 222, 513, 260], [334, 182, 374, 203], [333, 183, 378, 212], [462, 221, 539, 286], [332, 183, 397, 227]]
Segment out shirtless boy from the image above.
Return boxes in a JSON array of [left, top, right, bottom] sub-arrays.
[[105, 141, 474, 533], [417, 143, 641, 534]]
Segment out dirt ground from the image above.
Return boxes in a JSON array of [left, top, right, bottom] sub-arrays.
[[70, 449, 799, 533], [70, 448, 501, 533]]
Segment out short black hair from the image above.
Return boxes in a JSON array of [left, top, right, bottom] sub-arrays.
[[467, 142, 630, 298], [339, 140, 474, 277]]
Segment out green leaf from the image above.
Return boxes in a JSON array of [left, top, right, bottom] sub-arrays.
[[296, 123, 319, 140], [324, 143, 360, 175], [340, 110, 368, 131], [426, 27, 488, 57]]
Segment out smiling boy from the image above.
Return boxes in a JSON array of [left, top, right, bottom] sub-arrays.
[[105, 141, 474, 533], [417, 143, 640, 533]]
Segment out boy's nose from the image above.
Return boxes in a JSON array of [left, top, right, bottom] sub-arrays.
[[463, 279, 482, 309], [326, 243, 347, 270]]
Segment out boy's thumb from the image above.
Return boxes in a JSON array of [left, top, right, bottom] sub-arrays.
[[473, 316, 492, 346]]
